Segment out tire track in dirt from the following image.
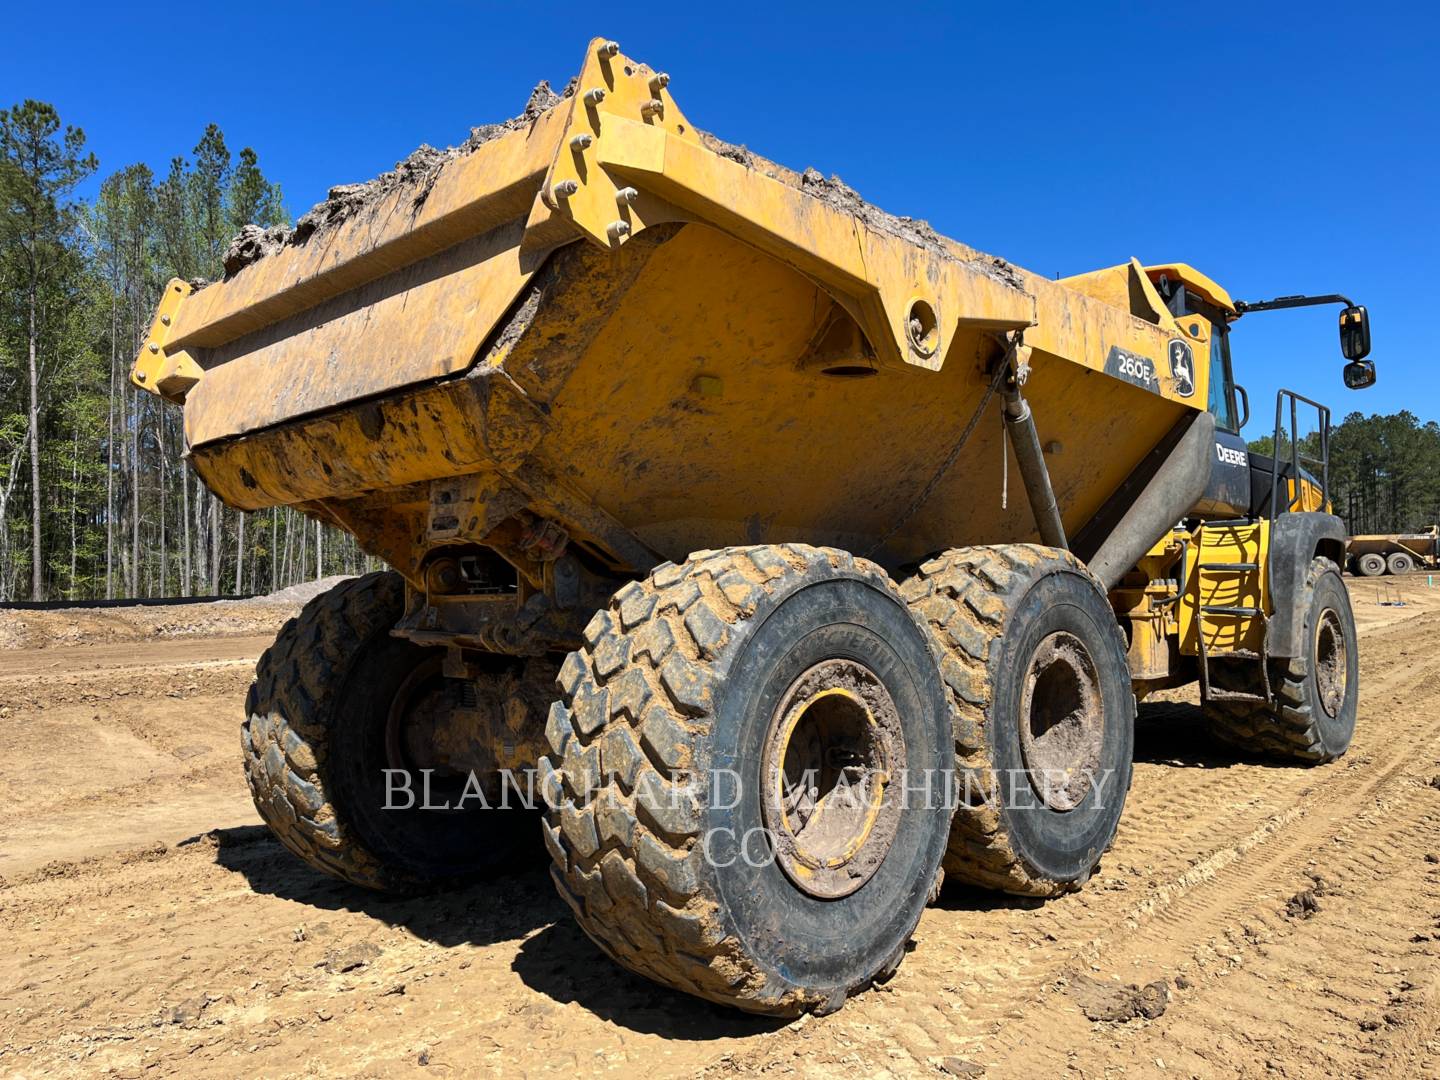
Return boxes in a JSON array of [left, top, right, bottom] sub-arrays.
[[981, 713, 1440, 1075], [0, 634, 273, 679], [3, 583, 1439, 1078]]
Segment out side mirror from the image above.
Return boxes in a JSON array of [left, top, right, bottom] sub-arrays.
[[1340, 305, 1370, 360], [1234, 383, 1251, 429], [1344, 359, 1377, 390]]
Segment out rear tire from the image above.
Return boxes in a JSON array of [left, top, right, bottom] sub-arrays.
[[243, 572, 551, 892], [1203, 557, 1357, 763], [1387, 551, 1415, 576], [901, 546, 1135, 897], [1356, 552, 1387, 577], [540, 545, 952, 1016]]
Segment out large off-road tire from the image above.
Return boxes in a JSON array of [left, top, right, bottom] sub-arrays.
[[902, 546, 1135, 897], [1203, 557, 1358, 763], [1356, 552, 1387, 577], [1387, 551, 1415, 576], [539, 545, 953, 1016], [243, 571, 553, 892]]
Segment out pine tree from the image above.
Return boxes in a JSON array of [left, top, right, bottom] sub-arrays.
[[0, 100, 97, 599]]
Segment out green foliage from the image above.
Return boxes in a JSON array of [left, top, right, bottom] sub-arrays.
[[1252, 410, 1440, 534], [230, 147, 287, 232], [0, 97, 356, 601], [1, 97, 1435, 600]]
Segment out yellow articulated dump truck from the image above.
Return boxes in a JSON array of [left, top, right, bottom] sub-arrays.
[[1347, 527, 1439, 576], [132, 39, 1377, 1016]]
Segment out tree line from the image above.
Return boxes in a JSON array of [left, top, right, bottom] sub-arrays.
[[1252, 410, 1440, 535], [0, 99, 374, 602], [3, 99, 1434, 603]]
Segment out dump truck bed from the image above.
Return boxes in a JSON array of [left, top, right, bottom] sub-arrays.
[[133, 38, 1213, 581]]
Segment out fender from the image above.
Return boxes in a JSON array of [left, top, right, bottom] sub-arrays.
[[1269, 512, 1348, 658]]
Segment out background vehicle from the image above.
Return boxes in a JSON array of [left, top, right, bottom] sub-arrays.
[[1347, 527, 1439, 576], [132, 39, 1375, 1016]]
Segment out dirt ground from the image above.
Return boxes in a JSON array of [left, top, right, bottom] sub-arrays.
[[3, 574, 1440, 1078]]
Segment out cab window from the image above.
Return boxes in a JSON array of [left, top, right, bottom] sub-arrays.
[[1208, 328, 1239, 432]]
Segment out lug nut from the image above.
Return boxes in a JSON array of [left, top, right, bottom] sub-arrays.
[[649, 72, 670, 93], [598, 40, 620, 58], [135, 370, 146, 382], [148, 343, 160, 354], [583, 87, 606, 106], [640, 98, 664, 119], [570, 133, 593, 151], [606, 220, 631, 241], [552, 179, 579, 199], [616, 186, 638, 205], [160, 314, 171, 326]]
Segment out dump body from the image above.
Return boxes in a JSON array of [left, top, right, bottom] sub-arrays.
[[134, 39, 1225, 648]]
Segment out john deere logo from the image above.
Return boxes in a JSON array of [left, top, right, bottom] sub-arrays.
[[1168, 339, 1195, 398]]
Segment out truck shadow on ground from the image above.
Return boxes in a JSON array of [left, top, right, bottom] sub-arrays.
[[1132, 699, 1291, 770], [209, 824, 785, 1040], [205, 699, 1280, 1037]]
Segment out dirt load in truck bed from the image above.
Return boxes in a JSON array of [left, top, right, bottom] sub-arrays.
[[218, 75, 1024, 291], [220, 81, 577, 278]]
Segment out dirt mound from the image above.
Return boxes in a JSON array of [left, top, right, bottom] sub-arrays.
[[0, 594, 315, 649], [221, 80, 576, 279], [250, 574, 354, 606], [1068, 973, 1170, 1022]]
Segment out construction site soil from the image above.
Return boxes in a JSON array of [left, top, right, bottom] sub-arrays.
[[3, 574, 1440, 1077]]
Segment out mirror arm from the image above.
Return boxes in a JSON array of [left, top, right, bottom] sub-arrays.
[[1233, 293, 1355, 313]]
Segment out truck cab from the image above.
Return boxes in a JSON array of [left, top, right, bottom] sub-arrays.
[[1146, 265, 1341, 522]]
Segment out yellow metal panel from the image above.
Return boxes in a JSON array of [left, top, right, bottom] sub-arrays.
[[167, 107, 569, 352], [130, 279, 201, 402], [1142, 262, 1236, 314], [1181, 522, 1269, 655], [183, 219, 537, 447], [1059, 258, 1169, 326]]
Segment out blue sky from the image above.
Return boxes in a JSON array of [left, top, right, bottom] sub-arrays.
[[6, 3, 1435, 436]]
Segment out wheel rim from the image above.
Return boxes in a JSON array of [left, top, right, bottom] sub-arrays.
[[382, 656, 495, 805], [1018, 631, 1105, 812], [1314, 608, 1348, 719], [760, 659, 905, 899]]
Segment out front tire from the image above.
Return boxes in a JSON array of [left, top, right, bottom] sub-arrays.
[[540, 545, 952, 1016], [1203, 557, 1358, 763], [902, 546, 1135, 897]]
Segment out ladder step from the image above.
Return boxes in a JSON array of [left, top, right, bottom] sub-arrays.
[[1206, 649, 1263, 661], [1198, 562, 1260, 571], [1201, 605, 1263, 616]]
